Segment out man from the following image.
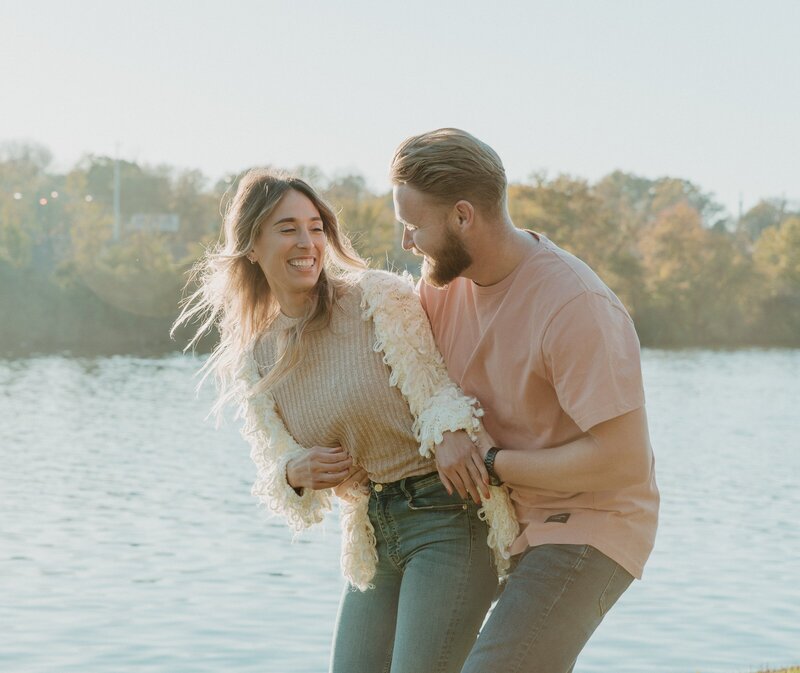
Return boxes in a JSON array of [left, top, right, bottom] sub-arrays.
[[390, 128, 659, 673]]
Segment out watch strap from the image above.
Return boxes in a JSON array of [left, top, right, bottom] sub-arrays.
[[484, 446, 503, 486]]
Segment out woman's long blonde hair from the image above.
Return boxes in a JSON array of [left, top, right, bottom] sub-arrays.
[[172, 168, 366, 417]]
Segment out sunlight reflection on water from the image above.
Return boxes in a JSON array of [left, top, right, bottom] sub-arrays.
[[1, 351, 798, 673]]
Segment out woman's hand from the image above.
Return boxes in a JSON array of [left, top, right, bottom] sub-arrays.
[[434, 429, 490, 503], [286, 446, 353, 491], [333, 465, 369, 502], [472, 423, 496, 460]]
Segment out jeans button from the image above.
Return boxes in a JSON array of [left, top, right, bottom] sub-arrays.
[[374, 483, 383, 492]]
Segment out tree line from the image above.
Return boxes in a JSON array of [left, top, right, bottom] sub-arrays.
[[1, 141, 797, 355]]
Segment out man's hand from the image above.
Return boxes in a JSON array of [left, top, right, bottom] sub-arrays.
[[286, 446, 353, 491], [434, 430, 490, 503], [333, 465, 369, 502]]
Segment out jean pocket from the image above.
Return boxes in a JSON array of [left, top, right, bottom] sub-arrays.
[[598, 564, 634, 615], [405, 480, 469, 511]]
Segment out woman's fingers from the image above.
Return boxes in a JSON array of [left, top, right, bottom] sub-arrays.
[[462, 463, 484, 504], [470, 451, 491, 499], [445, 459, 485, 503], [293, 446, 353, 490], [313, 447, 352, 471], [312, 466, 352, 488], [448, 471, 470, 501], [437, 466, 455, 496], [314, 446, 349, 462], [333, 466, 369, 500]]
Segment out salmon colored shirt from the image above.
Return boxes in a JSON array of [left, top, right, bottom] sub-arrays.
[[419, 233, 659, 578]]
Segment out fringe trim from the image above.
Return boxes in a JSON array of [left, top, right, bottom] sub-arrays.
[[338, 491, 378, 591], [358, 270, 484, 456], [236, 351, 331, 531], [479, 486, 519, 578]]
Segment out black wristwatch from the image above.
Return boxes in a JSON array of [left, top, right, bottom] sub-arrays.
[[484, 447, 503, 486]]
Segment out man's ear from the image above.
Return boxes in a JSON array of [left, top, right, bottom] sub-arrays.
[[453, 200, 475, 231]]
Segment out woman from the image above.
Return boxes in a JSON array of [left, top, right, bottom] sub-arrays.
[[173, 169, 516, 673]]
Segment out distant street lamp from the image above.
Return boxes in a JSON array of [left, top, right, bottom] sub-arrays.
[[50, 191, 59, 198], [39, 197, 48, 205], [13, 192, 22, 200]]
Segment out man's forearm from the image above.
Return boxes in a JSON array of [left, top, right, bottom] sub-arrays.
[[492, 408, 653, 492], [493, 435, 618, 491]]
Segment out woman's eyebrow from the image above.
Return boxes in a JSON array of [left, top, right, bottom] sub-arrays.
[[272, 216, 323, 226]]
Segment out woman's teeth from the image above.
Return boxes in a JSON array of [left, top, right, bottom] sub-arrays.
[[289, 259, 314, 268]]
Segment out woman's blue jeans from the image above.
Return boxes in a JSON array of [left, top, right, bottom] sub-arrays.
[[330, 472, 497, 673]]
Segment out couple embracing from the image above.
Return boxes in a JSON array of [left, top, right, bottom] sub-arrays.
[[175, 128, 659, 673]]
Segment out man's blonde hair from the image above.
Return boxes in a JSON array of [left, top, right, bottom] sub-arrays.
[[390, 128, 507, 214]]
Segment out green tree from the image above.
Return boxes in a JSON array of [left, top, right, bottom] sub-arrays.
[[169, 169, 220, 250], [754, 215, 800, 294], [739, 198, 788, 242], [325, 175, 397, 267], [0, 142, 73, 268], [751, 216, 800, 344], [79, 155, 172, 218], [638, 202, 707, 343], [636, 201, 753, 345]]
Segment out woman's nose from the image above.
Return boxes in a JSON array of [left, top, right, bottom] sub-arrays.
[[401, 227, 414, 251]]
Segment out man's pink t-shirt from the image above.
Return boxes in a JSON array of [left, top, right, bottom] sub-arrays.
[[419, 233, 659, 579]]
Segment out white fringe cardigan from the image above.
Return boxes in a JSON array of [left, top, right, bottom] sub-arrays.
[[234, 269, 518, 590]]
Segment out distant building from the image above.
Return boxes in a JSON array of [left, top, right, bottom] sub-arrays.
[[127, 214, 180, 233]]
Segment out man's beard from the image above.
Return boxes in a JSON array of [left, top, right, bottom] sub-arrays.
[[421, 226, 473, 288]]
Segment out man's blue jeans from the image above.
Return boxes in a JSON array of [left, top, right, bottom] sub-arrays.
[[330, 472, 497, 673], [461, 543, 634, 673]]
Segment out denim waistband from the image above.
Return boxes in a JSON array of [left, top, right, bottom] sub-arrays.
[[369, 471, 441, 497]]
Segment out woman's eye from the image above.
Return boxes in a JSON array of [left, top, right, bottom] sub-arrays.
[[280, 228, 295, 234]]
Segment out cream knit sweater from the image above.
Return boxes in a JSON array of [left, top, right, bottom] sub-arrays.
[[234, 269, 518, 590], [253, 286, 435, 484]]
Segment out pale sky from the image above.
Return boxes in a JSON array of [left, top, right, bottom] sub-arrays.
[[3, 0, 798, 216]]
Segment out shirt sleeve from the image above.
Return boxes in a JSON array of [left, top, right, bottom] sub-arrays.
[[541, 291, 645, 432]]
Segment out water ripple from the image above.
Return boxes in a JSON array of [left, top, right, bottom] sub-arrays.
[[1, 350, 799, 672]]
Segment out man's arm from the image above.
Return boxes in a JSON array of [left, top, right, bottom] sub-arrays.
[[491, 406, 653, 492]]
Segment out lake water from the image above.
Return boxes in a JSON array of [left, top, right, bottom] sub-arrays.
[[1, 350, 798, 673]]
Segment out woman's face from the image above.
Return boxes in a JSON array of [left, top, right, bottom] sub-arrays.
[[250, 189, 327, 315]]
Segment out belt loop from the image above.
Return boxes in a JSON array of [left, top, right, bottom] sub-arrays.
[[399, 476, 413, 501]]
